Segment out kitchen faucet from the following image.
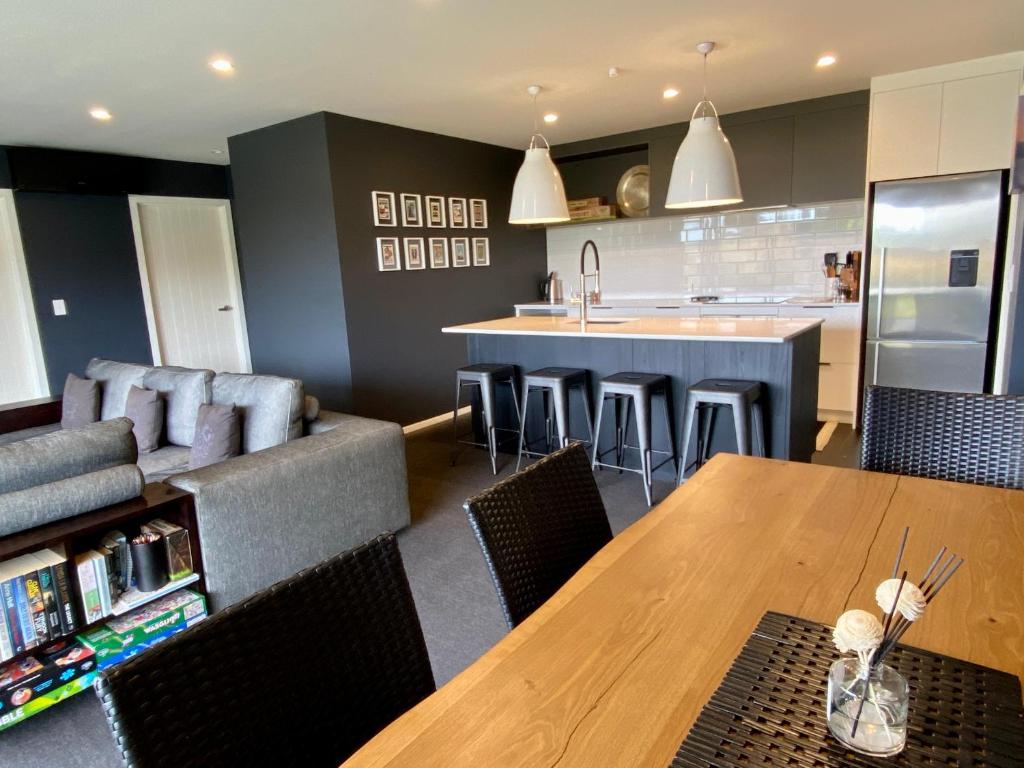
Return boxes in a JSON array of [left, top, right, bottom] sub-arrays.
[[578, 239, 601, 332]]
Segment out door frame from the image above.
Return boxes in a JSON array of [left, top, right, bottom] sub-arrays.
[[0, 189, 49, 399], [128, 195, 251, 372]]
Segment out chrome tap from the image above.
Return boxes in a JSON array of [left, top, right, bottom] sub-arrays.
[[579, 239, 601, 332]]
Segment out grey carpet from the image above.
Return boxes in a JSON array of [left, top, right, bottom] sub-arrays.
[[0, 418, 850, 763]]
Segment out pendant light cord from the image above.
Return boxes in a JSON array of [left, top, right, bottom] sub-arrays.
[[532, 91, 539, 135], [699, 50, 709, 118]]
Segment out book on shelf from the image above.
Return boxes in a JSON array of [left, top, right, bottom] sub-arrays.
[[74, 551, 106, 626], [567, 196, 606, 210], [0, 547, 80, 661], [568, 204, 618, 221]]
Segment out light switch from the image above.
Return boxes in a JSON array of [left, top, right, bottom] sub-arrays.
[[52, 299, 68, 316]]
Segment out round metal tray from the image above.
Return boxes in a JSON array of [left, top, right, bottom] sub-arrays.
[[616, 164, 650, 218]]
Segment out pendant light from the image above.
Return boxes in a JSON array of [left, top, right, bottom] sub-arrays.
[[665, 42, 743, 209], [508, 85, 570, 224]]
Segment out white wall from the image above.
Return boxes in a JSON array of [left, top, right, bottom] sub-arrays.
[[546, 200, 865, 299]]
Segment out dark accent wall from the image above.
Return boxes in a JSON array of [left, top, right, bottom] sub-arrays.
[[324, 113, 547, 424], [1, 147, 230, 392], [552, 91, 870, 214], [15, 193, 152, 392], [229, 112, 547, 424], [227, 114, 353, 411]]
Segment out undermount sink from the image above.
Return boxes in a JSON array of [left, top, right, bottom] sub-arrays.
[[563, 318, 634, 325]]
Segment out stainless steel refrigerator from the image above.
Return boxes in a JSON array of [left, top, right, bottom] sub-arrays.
[[864, 171, 1007, 393]]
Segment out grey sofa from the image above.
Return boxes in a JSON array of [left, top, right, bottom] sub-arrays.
[[0, 359, 410, 612]]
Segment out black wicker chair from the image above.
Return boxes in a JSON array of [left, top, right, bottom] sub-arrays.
[[94, 534, 435, 768], [464, 442, 613, 629], [860, 385, 1024, 490]]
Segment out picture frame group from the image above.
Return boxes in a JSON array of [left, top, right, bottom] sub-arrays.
[[372, 191, 488, 229], [377, 236, 489, 271]]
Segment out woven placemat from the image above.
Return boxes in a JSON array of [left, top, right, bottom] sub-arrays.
[[672, 611, 1023, 766]]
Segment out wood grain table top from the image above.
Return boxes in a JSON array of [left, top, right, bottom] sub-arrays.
[[342, 454, 1024, 768]]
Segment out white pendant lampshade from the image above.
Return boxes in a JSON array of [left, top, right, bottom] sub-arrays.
[[509, 85, 570, 225], [509, 137, 570, 224], [665, 42, 743, 210]]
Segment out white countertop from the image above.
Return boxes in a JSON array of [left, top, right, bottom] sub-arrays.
[[443, 315, 824, 343], [515, 296, 859, 310]]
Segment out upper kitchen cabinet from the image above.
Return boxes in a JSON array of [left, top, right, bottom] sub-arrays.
[[868, 84, 943, 181], [868, 53, 1024, 181], [792, 104, 868, 203], [937, 71, 1021, 174], [723, 116, 794, 209]]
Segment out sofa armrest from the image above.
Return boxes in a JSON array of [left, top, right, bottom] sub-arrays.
[[166, 415, 409, 612], [305, 409, 374, 435]]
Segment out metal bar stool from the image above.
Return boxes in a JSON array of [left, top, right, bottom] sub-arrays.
[[677, 378, 765, 484], [591, 372, 677, 506], [516, 367, 594, 471], [452, 363, 521, 475]]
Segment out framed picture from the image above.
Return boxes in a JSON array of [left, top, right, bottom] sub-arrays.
[[425, 195, 447, 228], [372, 191, 396, 227], [404, 237, 426, 270], [472, 237, 490, 266], [448, 197, 468, 229], [428, 237, 449, 269], [451, 237, 471, 267], [401, 193, 423, 227], [470, 198, 488, 229], [376, 237, 401, 271]]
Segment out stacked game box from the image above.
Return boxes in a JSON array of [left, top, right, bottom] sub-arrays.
[[0, 639, 97, 731], [77, 588, 206, 669]]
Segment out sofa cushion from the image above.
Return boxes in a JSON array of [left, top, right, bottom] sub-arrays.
[[125, 385, 163, 454], [212, 373, 303, 453], [0, 417, 137, 495], [137, 446, 192, 483], [190, 404, 241, 470], [86, 358, 151, 420], [61, 373, 100, 429], [142, 366, 214, 447]]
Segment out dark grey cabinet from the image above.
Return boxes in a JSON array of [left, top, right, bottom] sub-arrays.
[[791, 104, 869, 204], [724, 116, 794, 210]]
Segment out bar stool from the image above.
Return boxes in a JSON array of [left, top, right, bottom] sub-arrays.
[[591, 373, 677, 506], [516, 367, 594, 471], [677, 379, 765, 484], [451, 363, 521, 475]]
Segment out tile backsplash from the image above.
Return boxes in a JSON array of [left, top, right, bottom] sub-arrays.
[[546, 200, 865, 298]]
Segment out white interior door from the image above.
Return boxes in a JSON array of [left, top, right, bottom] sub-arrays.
[[0, 189, 48, 404], [130, 196, 251, 373]]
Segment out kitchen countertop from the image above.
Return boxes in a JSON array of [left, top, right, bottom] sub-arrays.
[[443, 315, 824, 343], [515, 297, 860, 309]]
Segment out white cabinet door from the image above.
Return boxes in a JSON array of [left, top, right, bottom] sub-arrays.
[[699, 306, 779, 318], [868, 84, 942, 181], [938, 71, 1021, 174], [818, 362, 858, 416], [780, 305, 861, 364]]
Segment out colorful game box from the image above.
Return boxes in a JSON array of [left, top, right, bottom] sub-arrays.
[[95, 612, 205, 670], [0, 671, 97, 731], [0, 639, 96, 713], [77, 589, 205, 662]]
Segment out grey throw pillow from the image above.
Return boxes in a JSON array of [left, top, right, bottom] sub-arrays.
[[189, 404, 241, 470], [61, 373, 100, 429], [125, 385, 164, 454]]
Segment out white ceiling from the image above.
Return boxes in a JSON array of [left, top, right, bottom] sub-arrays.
[[2, 0, 1023, 165]]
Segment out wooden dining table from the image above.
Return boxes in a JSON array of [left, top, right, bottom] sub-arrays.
[[342, 454, 1024, 767]]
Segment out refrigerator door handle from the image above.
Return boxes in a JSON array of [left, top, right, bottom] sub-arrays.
[[874, 246, 886, 339]]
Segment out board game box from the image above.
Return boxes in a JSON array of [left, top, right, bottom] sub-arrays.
[[96, 610, 205, 669], [0, 639, 96, 712], [77, 589, 205, 662], [0, 671, 97, 732]]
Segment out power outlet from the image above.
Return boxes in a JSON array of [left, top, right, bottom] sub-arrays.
[[52, 299, 68, 316]]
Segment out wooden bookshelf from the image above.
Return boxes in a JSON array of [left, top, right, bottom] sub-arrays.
[[0, 483, 205, 669]]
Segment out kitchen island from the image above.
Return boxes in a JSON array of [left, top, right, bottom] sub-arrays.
[[443, 315, 823, 468]]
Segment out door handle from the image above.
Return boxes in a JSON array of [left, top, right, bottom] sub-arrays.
[[818, 362, 832, 366], [218, 305, 232, 312], [875, 247, 886, 338]]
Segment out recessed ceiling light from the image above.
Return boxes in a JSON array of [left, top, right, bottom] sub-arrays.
[[209, 57, 234, 74], [89, 107, 112, 121], [543, 112, 558, 124], [663, 87, 680, 99], [816, 54, 837, 68]]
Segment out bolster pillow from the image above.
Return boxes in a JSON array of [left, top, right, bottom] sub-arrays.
[[0, 464, 145, 537]]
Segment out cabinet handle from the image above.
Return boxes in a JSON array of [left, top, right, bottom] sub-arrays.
[[819, 362, 832, 366]]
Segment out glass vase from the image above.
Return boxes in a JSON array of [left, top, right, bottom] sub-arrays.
[[826, 657, 909, 757]]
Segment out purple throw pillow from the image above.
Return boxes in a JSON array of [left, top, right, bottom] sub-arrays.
[[189, 403, 241, 470], [61, 373, 100, 429], [125, 385, 164, 454]]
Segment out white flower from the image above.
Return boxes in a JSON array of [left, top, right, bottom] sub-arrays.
[[833, 609, 884, 654], [875, 578, 927, 621]]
